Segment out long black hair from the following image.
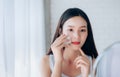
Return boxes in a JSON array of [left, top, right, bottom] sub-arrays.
[[47, 8, 98, 59]]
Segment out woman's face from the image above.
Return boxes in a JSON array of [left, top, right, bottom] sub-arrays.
[[63, 16, 88, 50]]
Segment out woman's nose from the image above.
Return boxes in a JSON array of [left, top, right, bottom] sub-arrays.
[[73, 32, 80, 39]]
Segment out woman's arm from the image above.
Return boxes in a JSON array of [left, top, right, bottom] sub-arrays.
[[40, 55, 62, 77], [50, 34, 67, 77], [40, 55, 51, 77], [51, 60, 62, 77]]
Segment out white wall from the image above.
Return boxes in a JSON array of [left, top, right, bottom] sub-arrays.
[[50, 0, 120, 54]]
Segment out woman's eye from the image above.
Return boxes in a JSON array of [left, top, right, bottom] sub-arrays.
[[80, 29, 86, 32], [69, 29, 73, 32]]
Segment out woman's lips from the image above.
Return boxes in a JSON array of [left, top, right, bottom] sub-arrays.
[[71, 42, 80, 45]]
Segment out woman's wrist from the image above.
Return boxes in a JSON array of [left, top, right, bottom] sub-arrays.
[[51, 59, 62, 77], [54, 56, 63, 63], [55, 59, 63, 65]]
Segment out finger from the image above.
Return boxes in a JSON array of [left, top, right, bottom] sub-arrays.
[[76, 62, 88, 69], [79, 48, 86, 56], [74, 56, 90, 65], [75, 58, 89, 66], [57, 34, 67, 41], [54, 34, 66, 46], [57, 41, 65, 48], [74, 56, 87, 63], [54, 34, 65, 43], [64, 41, 71, 48], [74, 56, 80, 64], [74, 56, 90, 66]]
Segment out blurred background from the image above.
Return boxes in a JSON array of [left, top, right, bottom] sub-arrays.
[[0, 0, 120, 77]]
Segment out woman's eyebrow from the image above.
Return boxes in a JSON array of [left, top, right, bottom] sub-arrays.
[[81, 26, 87, 28], [67, 25, 87, 28], [67, 25, 74, 27]]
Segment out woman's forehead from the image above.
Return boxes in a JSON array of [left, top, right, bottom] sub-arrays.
[[63, 16, 87, 27], [67, 25, 87, 27]]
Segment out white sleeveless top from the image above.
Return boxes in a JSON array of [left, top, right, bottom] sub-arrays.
[[49, 55, 93, 77]]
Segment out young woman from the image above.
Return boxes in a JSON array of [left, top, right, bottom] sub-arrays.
[[40, 8, 98, 77]]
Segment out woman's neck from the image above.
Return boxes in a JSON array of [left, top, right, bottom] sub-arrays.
[[63, 47, 81, 64]]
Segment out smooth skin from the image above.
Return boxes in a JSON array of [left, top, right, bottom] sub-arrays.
[[40, 16, 91, 77]]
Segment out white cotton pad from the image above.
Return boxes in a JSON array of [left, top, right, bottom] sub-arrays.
[[64, 31, 71, 45], [65, 36, 71, 44]]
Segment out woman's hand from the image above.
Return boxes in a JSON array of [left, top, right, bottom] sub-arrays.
[[51, 34, 67, 62], [74, 48, 90, 77]]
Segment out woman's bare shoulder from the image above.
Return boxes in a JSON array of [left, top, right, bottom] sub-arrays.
[[41, 55, 49, 61], [40, 55, 50, 66], [40, 55, 51, 77]]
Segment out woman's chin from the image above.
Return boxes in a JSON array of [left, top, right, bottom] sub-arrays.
[[66, 44, 82, 50], [70, 45, 80, 51]]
